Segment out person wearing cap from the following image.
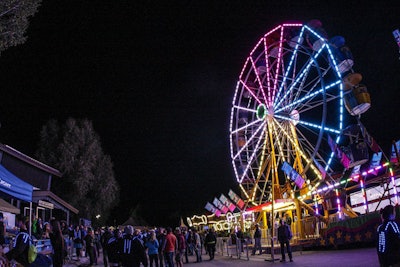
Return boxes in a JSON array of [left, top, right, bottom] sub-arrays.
[[377, 204, 400, 266], [251, 223, 262, 255]]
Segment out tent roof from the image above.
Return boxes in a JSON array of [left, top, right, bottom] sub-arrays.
[[121, 216, 148, 227], [0, 198, 20, 214], [0, 164, 33, 202]]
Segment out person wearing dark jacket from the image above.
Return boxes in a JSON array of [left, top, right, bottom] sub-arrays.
[[204, 228, 217, 260], [5, 216, 30, 266], [377, 204, 400, 267], [119, 226, 148, 267], [101, 227, 113, 267], [107, 229, 122, 267], [49, 219, 65, 267], [156, 228, 166, 267], [251, 223, 262, 255], [84, 228, 97, 266], [277, 218, 293, 262]]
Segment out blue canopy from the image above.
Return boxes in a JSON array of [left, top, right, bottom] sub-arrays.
[[0, 164, 33, 202]]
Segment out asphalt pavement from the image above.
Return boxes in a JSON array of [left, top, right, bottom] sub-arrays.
[[65, 246, 380, 267]]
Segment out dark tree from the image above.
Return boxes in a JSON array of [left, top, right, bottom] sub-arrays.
[[0, 0, 42, 54], [35, 118, 120, 224]]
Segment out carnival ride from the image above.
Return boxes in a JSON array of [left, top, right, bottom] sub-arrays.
[[187, 20, 400, 248], [228, 19, 399, 241]]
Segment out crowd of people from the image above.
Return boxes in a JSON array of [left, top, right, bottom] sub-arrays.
[[97, 225, 218, 267], [0, 215, 219, 267], [1, 204, 399, 267]]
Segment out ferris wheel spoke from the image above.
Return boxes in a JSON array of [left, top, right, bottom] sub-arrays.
[[275, 80, 342, 113], [271, 26, 285, 103], [232, 121, 266, 161], [274, 114, 340, 134], [262, 37, 274, 106], [273, 119, 325, 181], [249, 57, 268, 103], [239, 80, 263, 105], [231, 115, 262, 135], [234, 125, 266, 183], [274, 46, 325, 109], [274, 26, 306, 105]]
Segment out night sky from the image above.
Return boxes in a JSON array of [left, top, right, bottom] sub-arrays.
[[0, 1, 399, 226]]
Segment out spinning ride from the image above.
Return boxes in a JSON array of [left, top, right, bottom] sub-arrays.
[[229, 20, 372, 223]]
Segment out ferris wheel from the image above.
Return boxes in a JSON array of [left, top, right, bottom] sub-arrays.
[[229, 20, 371, 207]]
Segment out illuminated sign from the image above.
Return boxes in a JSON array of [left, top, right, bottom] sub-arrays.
[[281, 161, 305, 188]]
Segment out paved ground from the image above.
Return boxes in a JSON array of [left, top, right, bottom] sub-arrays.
[[65, 246, 380, 267]]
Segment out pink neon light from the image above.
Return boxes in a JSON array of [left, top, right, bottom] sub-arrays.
[[282, 23, 303, 27], [350, 162, 388, 181], [335, 189, 341, 219], [272, 26, 284, 107], [263, 37, 272, 109], [239, 57, 250, 79], [360, 179, 368, 212], [250, 57, 267, 104], [263, 25, 282, 39], [239, 80, 263, 105], [390, 168, 398, 204]]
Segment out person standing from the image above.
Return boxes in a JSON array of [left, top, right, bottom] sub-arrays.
[[101, 227, 113, 267], [119, 225, 135, 267], [278, 219, 293, 262], [73, 225, 83, 260], [185, 229, 194, 263], [235, 227, 244, 253], [84, 228, 97, 266], [164, 227, 177, 267], [5, 215, 31, 266], [131, 228, 148, 267], [174, 228, 185, 267], [157, 228, 166, 267], [377, 204, 400, 267], [251, 223, 262, 255], [204, 228, 217, 260], [49, 219, 65, 267], [145, 230, 159, 267], [107, 229, 122, 267], [192, 229, 202, 262]]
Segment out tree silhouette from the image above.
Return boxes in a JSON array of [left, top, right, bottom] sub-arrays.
[[0, 0, 42, 54], [35, 118, 120, 225]]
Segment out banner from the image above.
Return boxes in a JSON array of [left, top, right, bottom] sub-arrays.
[[205, 202, 221, 217], [213, 197, 229, 214], [359, 122, 380, 153], [391, 140, 400, 163], [219, 194, 236, 212], [369, 152, 383, 175], [313, 158, 326, 179], [281, 161, 305, 188], [228, 189, 245, 209], [350, 165, 361, 182]]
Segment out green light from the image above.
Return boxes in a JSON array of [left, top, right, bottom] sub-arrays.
[[256, 104, 267, 120]]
